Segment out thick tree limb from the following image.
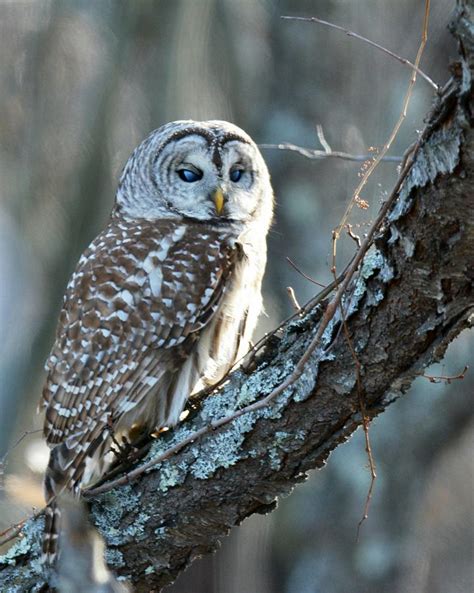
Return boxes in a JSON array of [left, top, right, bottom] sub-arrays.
[[1, 2, 473, 591]]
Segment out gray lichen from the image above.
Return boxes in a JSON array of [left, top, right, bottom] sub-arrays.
[[91, 487, 142, 545], [347, 247, 393, 318], [158, 464, 184, 492], [0, 520, 45, 592], [190, 418, 252, 479], [105, 547, 125, 568], [389, 124, 462, 223], [0, 534, 34, 567]]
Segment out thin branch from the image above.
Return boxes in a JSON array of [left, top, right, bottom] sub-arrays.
[[0, 508, 45, 547], [316, 124, 332, 153], [346, 224, 362, 248], [332, 0, 431, 272], [0, 429, 43, 492], [286, 257, 327, 288], [286, 286, 302, 312], [259, 142, 403, 163], [339, 306, 377, 540], [420, 365, 469, 384], [281, 15, 439, 92], [330, 0, 431, 537]]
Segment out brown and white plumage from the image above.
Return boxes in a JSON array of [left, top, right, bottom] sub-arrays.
[[39, 120, 273, 563]]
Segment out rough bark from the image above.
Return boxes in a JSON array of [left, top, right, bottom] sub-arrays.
[[1, 1, 473, 591]]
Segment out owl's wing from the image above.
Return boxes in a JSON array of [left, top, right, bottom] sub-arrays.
[[41, 220, 239, 447]]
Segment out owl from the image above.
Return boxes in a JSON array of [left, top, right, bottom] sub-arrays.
[[39, 120, 274, 563]]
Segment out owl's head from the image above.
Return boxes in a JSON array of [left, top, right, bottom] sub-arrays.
[[115, 120, 273, 230]]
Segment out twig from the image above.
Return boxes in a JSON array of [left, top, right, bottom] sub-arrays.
[[332, 0, 431, 277], [259, 142, 403, 163], [0, 508, 45, 547], [0, 429, 43, 492], [286, 286, 302, 313], [420, 365, 469, 384], [281, 15, 439, 92], [316, 124, 332, 153], [346, 224, 362, 248], [338, 307, 377, 541], [0, 436, 47, 546], [286, 257, 326, 288], [329, 0, 432, 537], [0, 520, 28, 544], [0, 429, 43, 465]]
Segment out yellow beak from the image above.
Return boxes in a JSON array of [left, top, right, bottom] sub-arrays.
[[212, 188, 225, 215]]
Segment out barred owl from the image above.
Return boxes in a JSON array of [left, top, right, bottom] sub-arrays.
[[39, 120, 273, 563]]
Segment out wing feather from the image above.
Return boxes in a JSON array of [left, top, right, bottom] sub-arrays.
[[41, 219, 238, 448]]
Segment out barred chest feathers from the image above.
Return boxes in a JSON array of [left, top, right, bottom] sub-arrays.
[[116, 220, 267, 435]]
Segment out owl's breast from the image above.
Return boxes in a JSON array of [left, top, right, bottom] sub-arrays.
[[194, 235, 266, 387]]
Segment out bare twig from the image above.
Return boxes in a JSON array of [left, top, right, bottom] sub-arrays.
[[0, 430, 42, 465], [346, 224, 362, 248], [0, 508, 45, 547], [281, 15, 439, 92], [259, 142, 403, 163], [0, 429, 43, 492], [286, 257, 326, 288], [338, 307, 377, 540], [286, 286, 302, 313], [332, 0, 431, 276], [0, 521, 28, 544], [329, 0, 432, 537], [420, 365, 469, 384], [316, 124, 332, 153]]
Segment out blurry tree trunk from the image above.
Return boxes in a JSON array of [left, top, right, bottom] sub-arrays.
[[0, 1, 473, 592]]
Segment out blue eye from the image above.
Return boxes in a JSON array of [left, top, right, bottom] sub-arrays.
[[230, 169, 243, 182], [178, 168, 202, 182]]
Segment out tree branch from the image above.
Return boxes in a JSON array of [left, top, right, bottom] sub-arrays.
[[1, 2, 473, 591]]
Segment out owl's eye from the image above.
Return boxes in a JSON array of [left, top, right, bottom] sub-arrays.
[[177, 168, 203, 183], [230, 169, 244, 182]]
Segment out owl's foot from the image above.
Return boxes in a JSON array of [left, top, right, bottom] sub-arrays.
[[108, 423, 149, 465]]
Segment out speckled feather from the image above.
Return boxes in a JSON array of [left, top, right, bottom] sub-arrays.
[[42, 218, 238, 443]]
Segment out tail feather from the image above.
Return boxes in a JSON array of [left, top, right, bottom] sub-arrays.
[[42, 444, 67, 565], [42, 432, 111, 564], [42, 501, 61, 564]]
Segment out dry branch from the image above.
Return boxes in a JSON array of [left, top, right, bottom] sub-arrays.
[[0, 1, 473, 592], [280, 15, 439, 91], [259, 141, 403, 163]]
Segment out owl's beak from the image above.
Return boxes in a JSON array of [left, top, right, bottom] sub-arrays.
[[212, 188, 225, 216]]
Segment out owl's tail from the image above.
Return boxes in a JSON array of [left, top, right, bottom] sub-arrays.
[[42, 443, 69, 564], [42, 500, 61, 564], [42, 433, 109, 564]]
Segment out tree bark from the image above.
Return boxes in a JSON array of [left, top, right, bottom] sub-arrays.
[[1, 1, 473, 591]]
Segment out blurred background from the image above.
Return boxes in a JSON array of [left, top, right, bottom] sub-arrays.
[[0, 1, 472, 592]]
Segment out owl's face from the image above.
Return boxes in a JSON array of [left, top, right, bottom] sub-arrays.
[[115, 120, 273, 228]]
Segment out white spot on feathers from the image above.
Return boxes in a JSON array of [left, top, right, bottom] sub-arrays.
[[149, 268, 163, 297], [118, 289, 134, 306], [116, 310, 129, 322]]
